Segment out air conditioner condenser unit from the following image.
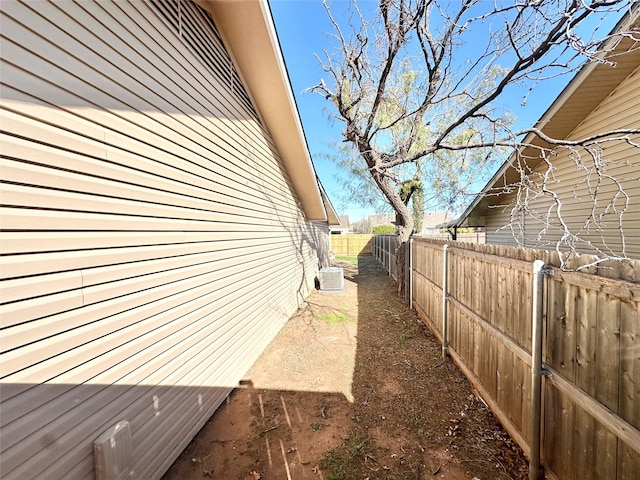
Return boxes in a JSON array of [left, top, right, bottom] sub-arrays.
[[319, 267, 344, 292]]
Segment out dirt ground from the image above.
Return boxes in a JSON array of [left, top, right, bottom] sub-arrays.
[[162, 257, 528, 480]]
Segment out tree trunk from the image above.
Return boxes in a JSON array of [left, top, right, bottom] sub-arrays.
[[395, 223, 413, 295], [369, 168, 414, 295]]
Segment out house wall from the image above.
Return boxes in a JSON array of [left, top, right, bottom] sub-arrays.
[[486, 64, 640, 259], [0, 1, 325, 479], [310, 220, 332, 268]]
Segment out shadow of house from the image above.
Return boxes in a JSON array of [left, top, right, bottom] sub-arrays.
[[0, 1, 339, 479], [449, 9, 640, 262]]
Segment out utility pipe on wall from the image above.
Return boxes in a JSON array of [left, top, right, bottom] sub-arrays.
[[530, 259, 548, 480], [442, 244, 449, 359]]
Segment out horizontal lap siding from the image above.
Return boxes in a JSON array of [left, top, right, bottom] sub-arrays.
[[0, 1, 322, 479], [486, 65, 640, 258]]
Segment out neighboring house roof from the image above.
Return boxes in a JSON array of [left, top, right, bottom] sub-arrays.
[[329, 215, 349, 232], [329, 215, 349, 233], [452, 7, 640, 228], [422, 212, 453, 228], [369, 214, 396, 226], [198, 0, 339, 225]]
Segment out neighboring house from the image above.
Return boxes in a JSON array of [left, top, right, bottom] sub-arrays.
[[0, 1, 339, 480], [450, 9, 640, 259], [329, 215, 350, 234], [368, 214, 396, 228], [417, 212, 453, 235]]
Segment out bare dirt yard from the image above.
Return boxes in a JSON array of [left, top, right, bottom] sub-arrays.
[[163, 257, 528, 480]]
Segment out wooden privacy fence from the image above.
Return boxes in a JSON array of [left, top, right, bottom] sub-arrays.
[[374, 235, 640, 480], [330, 234, 373, 256], [417, 231, 486, 244]]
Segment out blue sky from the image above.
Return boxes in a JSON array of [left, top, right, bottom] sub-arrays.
[[268, 1, 621, 222]]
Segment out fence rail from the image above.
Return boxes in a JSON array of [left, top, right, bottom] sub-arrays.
[[416, 232, 486, 244], [374, 235, 640, 480]]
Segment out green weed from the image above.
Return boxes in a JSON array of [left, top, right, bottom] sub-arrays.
[[319, 429, 374, 480], [318, 311, 348, 325]]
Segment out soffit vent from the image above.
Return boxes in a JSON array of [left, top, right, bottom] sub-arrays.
[[150, 0, 257, 118], [319, 267, 344, 292], [94, 421, 132, 480]]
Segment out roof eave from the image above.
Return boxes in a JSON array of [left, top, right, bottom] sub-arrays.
[[199, 0, 329, 221], [456, 6, 640, 227]]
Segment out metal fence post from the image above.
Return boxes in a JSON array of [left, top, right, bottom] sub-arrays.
[[374, 235, 377, 261], [530, 259, 550, 480], [442, 244, 449, 359], [375, 235, 378, 261]]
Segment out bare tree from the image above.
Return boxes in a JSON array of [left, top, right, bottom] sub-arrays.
[[351, 217, 373, 233], [309, 0, 640, 290]]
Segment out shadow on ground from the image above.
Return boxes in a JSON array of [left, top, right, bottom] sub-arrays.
[[162, 257, 527, 480]]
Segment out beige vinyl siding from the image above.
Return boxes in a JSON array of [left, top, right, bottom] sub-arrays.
[[485, 210, 524, 247], [0, 1, 325, 479], [308, 220, 332, 268], [486, 64, 640, 259]]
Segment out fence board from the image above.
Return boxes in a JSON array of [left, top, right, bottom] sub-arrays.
[[619, 298, 640, 430], [515, 355, 529, 443], [546, 278, 577, 380], [618, 297, 640, 479], [576, 288, 598, 393], [507, 264, 519, 343], [573, 406, 596, 480], [496, 343, 513, 427], [330, 234, 373, 256], [522, 265, 533, 349], [596, 293, 621, 411], [619, 442, 640, 480], [462, 307, 472, 364], [497, 264, 508, 336], [596, 422, 619, 480], [544, 383, 572, 478]]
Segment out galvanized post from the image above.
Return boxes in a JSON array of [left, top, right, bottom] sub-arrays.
[[409, 238, 413, 309], [442, 244, 449, 359], [530, 260, 548, 480], [375, 235, 378, 261]]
